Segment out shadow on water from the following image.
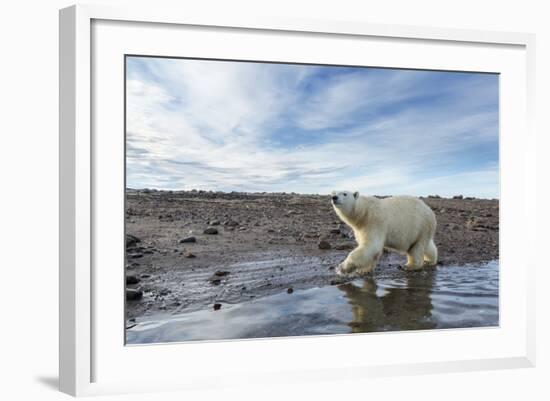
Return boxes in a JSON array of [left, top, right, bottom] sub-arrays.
[[127, 261, 498, 344]]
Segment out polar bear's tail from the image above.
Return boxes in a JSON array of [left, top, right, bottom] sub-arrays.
[[424, 239, 438, 266]]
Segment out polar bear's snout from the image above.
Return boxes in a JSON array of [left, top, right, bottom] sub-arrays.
[[330, 190, 357, 210]]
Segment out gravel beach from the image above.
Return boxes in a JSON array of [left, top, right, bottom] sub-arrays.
[[125, 189, 499, 321]]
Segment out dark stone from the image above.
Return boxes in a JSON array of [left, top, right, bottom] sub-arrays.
[[203, 227, 219, 235], [126, 234, 141, 248], [126, 275, 140, 284], [210, 220, 221, 226], [140, 274, 151, 279], [179, 236, 196, 243], [318, 240, 331, 250], [126, 288, 143, 301], [214, 270, 230, 277]]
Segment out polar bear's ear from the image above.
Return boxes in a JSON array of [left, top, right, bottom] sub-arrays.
[[353, 191, 359, 199]]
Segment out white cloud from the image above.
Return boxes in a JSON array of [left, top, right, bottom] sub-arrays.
[[126, 58, 499, 198]]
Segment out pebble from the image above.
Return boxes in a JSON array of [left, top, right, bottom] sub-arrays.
[[179, 236, 196, 243], [126, 275, 140, 284], [318, 240, 331, 250], [210, 220, 221, 226], [126, 288, 143, 301], [126, 234, 141, 248], [184, 251, 196, 258], [203, 227, 219, 235]]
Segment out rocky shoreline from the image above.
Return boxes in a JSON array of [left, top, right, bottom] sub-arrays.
[[125, 189, 499, 321]]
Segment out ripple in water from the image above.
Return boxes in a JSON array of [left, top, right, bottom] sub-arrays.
[[127, 260, 498, 344]]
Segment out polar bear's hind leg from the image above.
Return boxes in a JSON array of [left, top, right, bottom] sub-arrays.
[[423, 239, 438, 266], [405, 240, 427, 271]]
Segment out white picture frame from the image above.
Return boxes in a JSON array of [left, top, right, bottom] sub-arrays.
[[59, 3, 536, 397]]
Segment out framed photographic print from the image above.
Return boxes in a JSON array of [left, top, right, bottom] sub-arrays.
[[59, 4, 536, 397]]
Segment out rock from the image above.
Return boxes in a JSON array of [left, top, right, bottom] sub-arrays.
[[183, 251, 196, 258], [179, 236, 196, 243], [126, 234, 141, 248], [126, 275, 140, 284], [224, 220, 239, 227], [140, 274, 151, 279], [210, 278, 221, 285], [213, 303, 222, 311], [128, 253, 143, 259], [287, 288, 294, 294], [210, 220, 221, 226], [203, 227, 219, 235], [318, 240, 331, 250], [126, 288, 143, 301], [214, 270, 230, 277]]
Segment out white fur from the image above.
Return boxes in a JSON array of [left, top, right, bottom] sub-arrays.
[[331, 190, 437, 274]]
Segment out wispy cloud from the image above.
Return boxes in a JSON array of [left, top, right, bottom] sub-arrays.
[[126, 57, 499, 198]]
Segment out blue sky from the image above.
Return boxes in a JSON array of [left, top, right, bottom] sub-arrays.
[[126, 56, 499, 198]]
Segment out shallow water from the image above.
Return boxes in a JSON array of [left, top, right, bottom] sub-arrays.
[[126, 260, 498, 344]]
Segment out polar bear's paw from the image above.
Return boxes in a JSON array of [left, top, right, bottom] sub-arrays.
[[335, 262, 349, 276], [401, 263, 424, 272], [336, 261, 358, 276], [336, 261, 373, 276]]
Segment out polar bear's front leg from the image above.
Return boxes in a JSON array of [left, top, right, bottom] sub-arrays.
[[337, 243, 383, 275]]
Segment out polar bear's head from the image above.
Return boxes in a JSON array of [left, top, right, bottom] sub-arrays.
[[331, 190, 359, 216]]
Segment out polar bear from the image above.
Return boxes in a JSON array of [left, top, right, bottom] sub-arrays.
[[331, 190, 437, 274]]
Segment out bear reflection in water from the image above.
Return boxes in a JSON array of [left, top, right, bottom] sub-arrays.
[[338, 271, 437, 333]]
